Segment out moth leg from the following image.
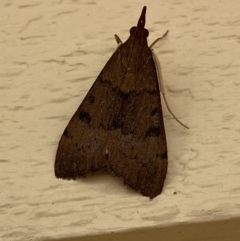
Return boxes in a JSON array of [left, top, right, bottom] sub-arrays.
[[114, 34, 122, 44], [150, 30, 169, 48]]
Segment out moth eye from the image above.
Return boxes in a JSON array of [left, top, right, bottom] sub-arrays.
[[130, 26, 137, 35], [143, 29, 149, 38]]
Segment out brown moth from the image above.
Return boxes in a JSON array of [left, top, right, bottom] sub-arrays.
[[55, 6, 168, 199]]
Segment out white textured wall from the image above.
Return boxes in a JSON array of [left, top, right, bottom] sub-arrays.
[[1, 1, 240, 241]]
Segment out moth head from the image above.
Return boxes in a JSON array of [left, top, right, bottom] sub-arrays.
[[129, 6, 149, 39], [130, 26, 149, 39]]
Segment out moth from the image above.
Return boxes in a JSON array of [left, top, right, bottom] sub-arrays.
[[55, 6, 169, 199]]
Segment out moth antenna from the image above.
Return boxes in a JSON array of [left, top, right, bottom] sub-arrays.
[[150, 34, 189, 129]]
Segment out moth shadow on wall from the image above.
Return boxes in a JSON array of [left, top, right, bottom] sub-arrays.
[[75, 170, 139, 196]]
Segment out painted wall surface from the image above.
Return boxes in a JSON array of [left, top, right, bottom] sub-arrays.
[[1, 1, 240, 241]]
